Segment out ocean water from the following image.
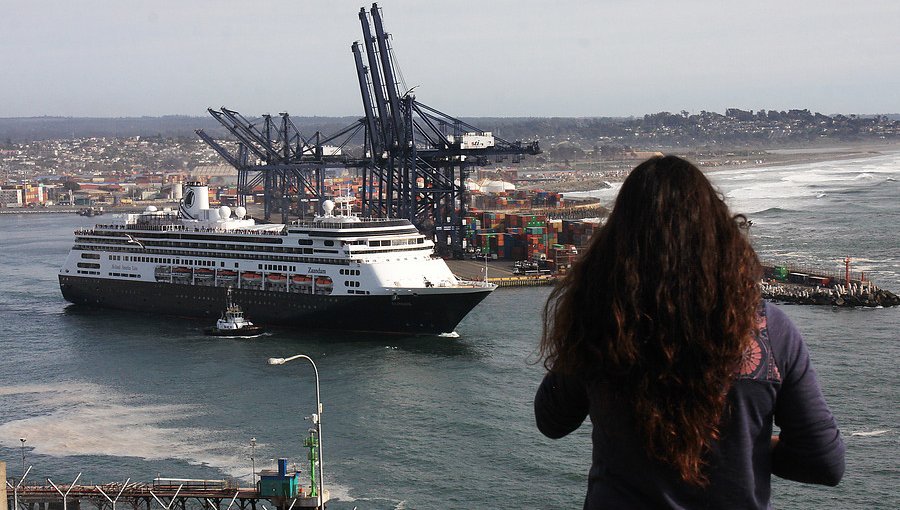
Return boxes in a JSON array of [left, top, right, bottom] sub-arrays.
[[0, 152, 898, 509]]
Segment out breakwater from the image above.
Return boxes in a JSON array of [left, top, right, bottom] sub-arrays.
[[761, 281, 900, 307]]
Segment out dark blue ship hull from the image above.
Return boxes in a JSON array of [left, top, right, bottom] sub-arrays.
[[59, 275, 491, 334]]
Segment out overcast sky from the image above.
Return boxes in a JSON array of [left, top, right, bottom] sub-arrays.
[[2, 0, 898, 118]]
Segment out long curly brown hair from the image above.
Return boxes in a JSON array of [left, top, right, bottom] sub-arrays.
[[540, 155, 761, 486]]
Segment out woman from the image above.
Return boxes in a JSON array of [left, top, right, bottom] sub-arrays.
[[535, 156, 844, 509]]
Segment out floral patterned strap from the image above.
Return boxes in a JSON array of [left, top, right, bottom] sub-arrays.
[[737, 305, 782, 382]]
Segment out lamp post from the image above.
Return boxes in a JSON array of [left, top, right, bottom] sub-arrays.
[[249, 437, 257, 486], [267, 355, 324, 510], [20, 438, 26, 476]]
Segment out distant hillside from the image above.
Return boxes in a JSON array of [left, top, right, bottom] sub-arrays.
[[0, 115, 656, 146], [1, 111, 898, 149], [0, 116, 360, 143]]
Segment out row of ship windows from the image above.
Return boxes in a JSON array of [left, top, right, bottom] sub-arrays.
[[110, 272, 140, 278], [349, 246, 432, 256], [110, 254, 223, 268], [77, 262, 101, 269], [343, 280, 361, 287], [82, 237, 309, 254], [260, 264, 297, 272], [89, 228, 286, 245], [79, 240, 426, 259], [93, 248, 416, 268], [85, 235, 421, 250], [77, 270, 100, 275], [97, 284, 365, 304], [297, 239, 329, 246], [297, 239, 412, 248], [74, 247, 352, 266], [369, 238, 424, 247]]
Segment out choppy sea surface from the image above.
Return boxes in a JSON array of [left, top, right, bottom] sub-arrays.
[[1, 152, 898, 509]]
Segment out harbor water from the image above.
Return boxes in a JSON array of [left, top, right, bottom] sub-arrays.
[[1, 151, 898, 509]]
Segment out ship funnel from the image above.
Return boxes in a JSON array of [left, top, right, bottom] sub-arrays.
[[179, 182, 210, 219]]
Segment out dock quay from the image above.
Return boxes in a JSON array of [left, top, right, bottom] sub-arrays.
[[488, 275, 555, 287], [447, 259, 556, 287], [3, 464, 328, 510]]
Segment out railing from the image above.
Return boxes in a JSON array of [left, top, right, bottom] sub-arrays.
[[289, 217, 410, 229]]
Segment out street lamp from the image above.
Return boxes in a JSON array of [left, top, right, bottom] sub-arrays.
[[19, 438, 26, 476], [267, 355, 324, 510], [250, 437, 257, 486]]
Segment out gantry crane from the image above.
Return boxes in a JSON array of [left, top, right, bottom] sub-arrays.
[[197, 3, 540, 256], [352, 4, 540, 256]]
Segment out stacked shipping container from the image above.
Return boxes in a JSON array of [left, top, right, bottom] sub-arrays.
[[464, 211, 597, 271]]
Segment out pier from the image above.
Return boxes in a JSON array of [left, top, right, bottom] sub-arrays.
[[488, 275, 555, 287], [3, 466, 328, 510]]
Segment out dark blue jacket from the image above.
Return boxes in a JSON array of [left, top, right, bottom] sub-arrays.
[[534, 302, 845, 509]]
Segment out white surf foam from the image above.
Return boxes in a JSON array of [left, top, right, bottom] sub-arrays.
[[851, 430, 889, 437], [709, 151, 900, 215], [561, 182, 623, 203], [0, 382, 249, 477]]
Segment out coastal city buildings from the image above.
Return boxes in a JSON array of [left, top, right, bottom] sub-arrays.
[[2, 109, 898, 209]]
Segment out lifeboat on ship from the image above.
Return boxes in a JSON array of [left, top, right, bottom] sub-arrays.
[[154, 266, 171, 282], [172, 267, 192, 282], [290, 274, 312, 293], [240, 272, 263, 289], [266, 273, 287, 290], [314, 276, 333, 295]]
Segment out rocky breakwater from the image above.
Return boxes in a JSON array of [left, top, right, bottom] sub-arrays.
[[761, 281, 900, 308]]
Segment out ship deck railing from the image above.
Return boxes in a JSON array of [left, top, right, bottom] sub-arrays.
[[289, 217, 410, 229], [453, 279, 499, 289], [80, 224, 288, 237]]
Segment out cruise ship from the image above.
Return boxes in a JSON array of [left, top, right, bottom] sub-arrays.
[[59, 183, 496, 334]]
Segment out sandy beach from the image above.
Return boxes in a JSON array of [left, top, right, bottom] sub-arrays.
[[521, 142, 900, 193]]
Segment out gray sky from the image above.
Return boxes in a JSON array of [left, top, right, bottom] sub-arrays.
[[2, 0, 898, 118]]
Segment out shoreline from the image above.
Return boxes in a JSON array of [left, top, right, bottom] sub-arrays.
[[545, 142, 900, 194], [3, 143, 897, 214]]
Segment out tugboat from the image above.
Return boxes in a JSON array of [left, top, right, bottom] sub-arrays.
[[205, 289, 265, 337]]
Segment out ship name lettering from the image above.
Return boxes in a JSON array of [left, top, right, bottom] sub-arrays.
[[307, 267, 326, 274]]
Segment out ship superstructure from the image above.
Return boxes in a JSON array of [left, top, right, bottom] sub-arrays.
[[59, 183, 495, 334]]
